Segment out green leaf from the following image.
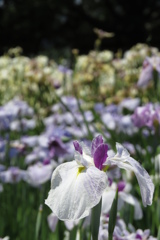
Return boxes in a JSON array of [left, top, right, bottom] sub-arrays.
[[108, 190, 118, 240], [91, 198, 102, 240], [158, 225, 160, 240], [35, 204, 43, 240]]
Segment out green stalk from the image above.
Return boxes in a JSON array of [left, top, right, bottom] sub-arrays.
[[58, 220, 64, 240], [54, 91, 81, 127], [91, 198, 102, 240], [108, 190, 118, 240], [35, 204, 43, 240], [158, 225, 160, 240]]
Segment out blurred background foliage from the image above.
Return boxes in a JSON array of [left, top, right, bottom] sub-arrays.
[[0, 0, 160, 58]]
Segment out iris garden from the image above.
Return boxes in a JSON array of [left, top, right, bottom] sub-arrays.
[[0, 44, 160, 239]]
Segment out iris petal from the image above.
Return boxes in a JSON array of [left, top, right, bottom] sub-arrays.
[[94, 144, 108, 170], [73, 141, 82, 155], [106, 143, 154, 207], [45, 161, 107, 220], [91, 135, 104, 156]]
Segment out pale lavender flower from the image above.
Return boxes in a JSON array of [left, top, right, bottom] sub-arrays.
[[21, 136, 39, 147], [131, 104, 154, 128], [119, 98, 140, 112], [99, 215, 157, 240], [137, 56, 160, 88], [94, 103, 105, 113], [102, 181, 143, 220], [134, 229, 157, 240], [132, 103, 160, 130], [61, 96, 79, 112], [48, 137, 69, 158], [0, 167, 26, 183], [47, 212, 79, 233], [84, 111, 94, 122], [101, 112, 116, 130], [24, 161, 57, 187], [10, 118, 36, 131], [43, 124, 72, 140], [47, 213, 58, 232], [3, 98, 34, 118], [25, 146, 48, 165], [66, 125, 86, 138], [0, 139, 24, 161], [117, 115, 136, 135], [105, 104, 119, 115], [0, 164, 5, 171], [152, 105, 160, 125]]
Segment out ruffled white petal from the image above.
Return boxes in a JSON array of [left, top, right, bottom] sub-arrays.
[[125, 157, 154, 207], [45, 161, 107, 220], [115, 142, 130, 161], [106, 143, 154, 207]]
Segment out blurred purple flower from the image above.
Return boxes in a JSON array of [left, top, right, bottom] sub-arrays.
[[137, 56, 160, 88], [49, 137, 69, 158], [25, 147, 48, 165], [119, 98, 140, 112], [47, 213, 58, 232], [0, 167, 26, 183], [117, 181, 126, 192], [21, 136, 38, 147], [10, 119, 36, 131], [94, 103, 105, 113], [61, 96, 79, 112], [131, 104, 154, 128], [24, 161, 57, 187]]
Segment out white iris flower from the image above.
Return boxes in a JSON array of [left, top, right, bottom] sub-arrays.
[[45, 136, 154, 221]]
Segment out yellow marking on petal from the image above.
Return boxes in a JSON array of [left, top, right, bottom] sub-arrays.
[[77, 166, 85, 177], [102, 165, 109, 172]]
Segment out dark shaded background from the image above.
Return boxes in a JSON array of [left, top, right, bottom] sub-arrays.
[[0, 0, 160, 57]]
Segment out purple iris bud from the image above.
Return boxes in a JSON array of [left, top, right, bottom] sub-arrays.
[[135, 233, 142, 239], [91, 135, 104, 156], [43, 159, 51, 165], [117, 181, 126, 192], [93, 143, 108, 170], [73, 141, 82, 154]]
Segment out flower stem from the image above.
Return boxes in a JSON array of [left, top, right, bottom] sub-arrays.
[[108, 190, 118, 240], [35, 204, 43, 240], [91, 198, 102, 240]]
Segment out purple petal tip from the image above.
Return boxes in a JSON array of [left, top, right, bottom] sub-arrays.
[[93, 143, 108, 170], [91, 135, 104, 156], [73, 141, 82, 154]]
